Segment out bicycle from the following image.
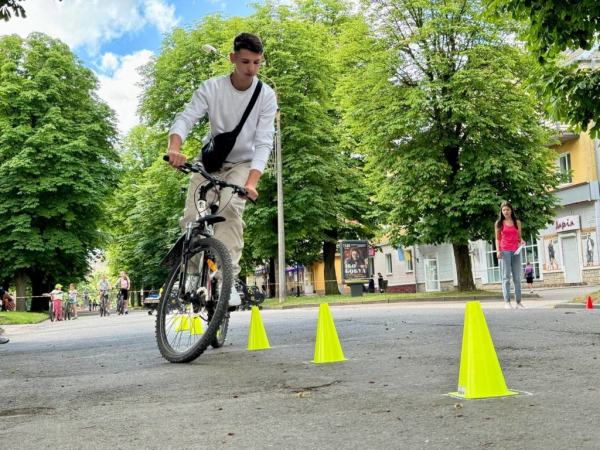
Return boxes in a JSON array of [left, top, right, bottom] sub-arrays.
[[48, 296, 54, 322], [63, 301, 72, 320], [234, 279, 266, 311], [99, 291, 110, 317], [116, 290, 125, 315], [156, 156, 255, 363]]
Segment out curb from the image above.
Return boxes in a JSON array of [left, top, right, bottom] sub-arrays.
[[261, 295, 540, 310], [554, 303, 599, 309]]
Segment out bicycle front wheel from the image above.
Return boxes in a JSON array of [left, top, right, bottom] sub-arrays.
[[156, 237, 232, 363]]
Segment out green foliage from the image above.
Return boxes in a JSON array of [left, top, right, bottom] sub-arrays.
[[105, 126, 186, 288], [485, 0, 600, 136], [337, 0, 562, 288], [0, 33, 118, 291]]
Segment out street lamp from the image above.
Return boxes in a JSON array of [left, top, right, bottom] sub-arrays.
[[202, 44, 286, 303]]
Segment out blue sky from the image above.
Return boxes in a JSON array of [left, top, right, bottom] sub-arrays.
[[1, 0, 254, 134]]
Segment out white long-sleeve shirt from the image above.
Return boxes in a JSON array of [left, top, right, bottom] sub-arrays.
[[169, 75, 277, 173]]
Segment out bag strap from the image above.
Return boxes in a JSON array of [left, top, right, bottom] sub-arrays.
[[232, 80, 263, 136]]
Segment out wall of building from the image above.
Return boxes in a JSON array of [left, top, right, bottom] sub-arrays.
[[371, 242, 417, 292], [555, 134, 598, 184]]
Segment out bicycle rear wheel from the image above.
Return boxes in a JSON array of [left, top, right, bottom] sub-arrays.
[[49, 301, 54, 322], [156, 237, 232, 363]]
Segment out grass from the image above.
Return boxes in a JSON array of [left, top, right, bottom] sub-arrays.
[[262, 290, 502, 307], [0, 311, 49, 325], [570, 290, 600, 303]]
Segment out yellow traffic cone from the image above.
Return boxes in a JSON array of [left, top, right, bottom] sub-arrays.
[[313, 303, 346, 364], [449, 302, 518, 399], [190, 316, 204, 335], [174, 315, 190, 332], [247, 306, 270, 350]]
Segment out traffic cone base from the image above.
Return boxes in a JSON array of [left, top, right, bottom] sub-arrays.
[[586, 296, 593, 309], [449, 301, 519, 399], [312, 303, 346, 364], [247, 306, 270, 351]]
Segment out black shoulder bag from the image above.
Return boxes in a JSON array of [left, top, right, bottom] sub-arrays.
[[201, 80, 263, 173]]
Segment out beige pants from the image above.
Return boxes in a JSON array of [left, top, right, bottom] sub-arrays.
[[180, 161, 250, 278]]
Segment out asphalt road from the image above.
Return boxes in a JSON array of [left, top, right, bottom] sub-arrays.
[[1, 295, 599, 450]]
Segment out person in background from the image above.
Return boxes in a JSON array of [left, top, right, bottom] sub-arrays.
[[0, 286, 14, 344], [49, 284, 65, 321], [115, 271, 131, 314], [378, 272, 385, 293], [68, 283, 79, 319], [524, 262, 535, 294], [368, 275, 375, 294], [495, 202, 526, 309], [1, 286, 16, 312]]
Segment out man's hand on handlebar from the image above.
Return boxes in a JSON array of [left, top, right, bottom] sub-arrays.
[[166, 150, 187, 169], [242, 184, 258, 202]]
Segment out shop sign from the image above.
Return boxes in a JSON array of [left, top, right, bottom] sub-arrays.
[[555, 215, 580, 232]]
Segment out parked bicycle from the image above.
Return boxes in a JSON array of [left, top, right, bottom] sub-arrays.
[[234, 279, 266, 311], [156, 156, 255, 363]]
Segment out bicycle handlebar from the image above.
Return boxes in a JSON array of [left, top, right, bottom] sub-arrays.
[[163, 155, 257, 205]]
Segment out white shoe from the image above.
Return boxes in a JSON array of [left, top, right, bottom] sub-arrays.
[[530, 290, 533, 294], [229, 285, 241, 307], [515, 302, 525, 308], [504, 302, 513, 309]]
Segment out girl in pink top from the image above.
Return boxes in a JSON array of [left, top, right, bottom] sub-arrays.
[[495, 202, 525, 309]]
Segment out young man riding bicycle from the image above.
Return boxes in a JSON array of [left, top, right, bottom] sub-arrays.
[[98, 275, 110, 316], [166, 33, 277, 306]]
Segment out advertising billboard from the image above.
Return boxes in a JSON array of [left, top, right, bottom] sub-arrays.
[[340, 240, 369, 281]]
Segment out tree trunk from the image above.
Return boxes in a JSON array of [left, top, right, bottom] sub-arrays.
[[268, 256, 276, 299], [323, 229, 340, 296], [30, 268, 51, 312], [15, 270, 27, 312], [453, 243, 476, 291]]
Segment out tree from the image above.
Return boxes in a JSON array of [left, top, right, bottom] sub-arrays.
[[105, 126, 186, 290], [486, 0, 600, 136], [1, 0, 62, 21], [0, 33, 118, 310], [337, 0, 563, 290]]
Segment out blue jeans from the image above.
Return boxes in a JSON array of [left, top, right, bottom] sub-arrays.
[[501, 251, 522, 303]]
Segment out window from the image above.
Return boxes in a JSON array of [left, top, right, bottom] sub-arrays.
[[385, 254, 393, 274], [405, 249, 414, 272], [486, 237, 541, 283], [521, 237, 540, 279], [485, 241, 501, 283], [557, 153, 572, 183]]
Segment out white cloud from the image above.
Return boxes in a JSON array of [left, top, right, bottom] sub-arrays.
[[0, 0, 178, 54], [96, 50, 154, 135], [100, 52, 120, 73], [144, 0, 178, 33]]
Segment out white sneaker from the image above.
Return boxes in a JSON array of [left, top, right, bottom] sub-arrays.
[[504, 302, 513, 309], [530, 290, 533, 294], [515, 302, 525, 308], [229, 285, 241, 307]]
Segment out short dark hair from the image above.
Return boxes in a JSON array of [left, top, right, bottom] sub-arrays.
[[233, 33, 263, 54]]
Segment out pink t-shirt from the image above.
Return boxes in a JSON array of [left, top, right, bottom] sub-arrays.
[[500, 222, 520, 251]]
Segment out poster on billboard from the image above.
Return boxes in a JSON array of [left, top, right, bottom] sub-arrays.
[[582, 228, 599, 267], [543, 235, 561, 271], [340, 240, 369, 281]]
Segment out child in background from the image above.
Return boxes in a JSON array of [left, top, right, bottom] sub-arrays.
[[68, 283, 79, 319], [49, 284, 64, 321], [524, 262, 534, 294]]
